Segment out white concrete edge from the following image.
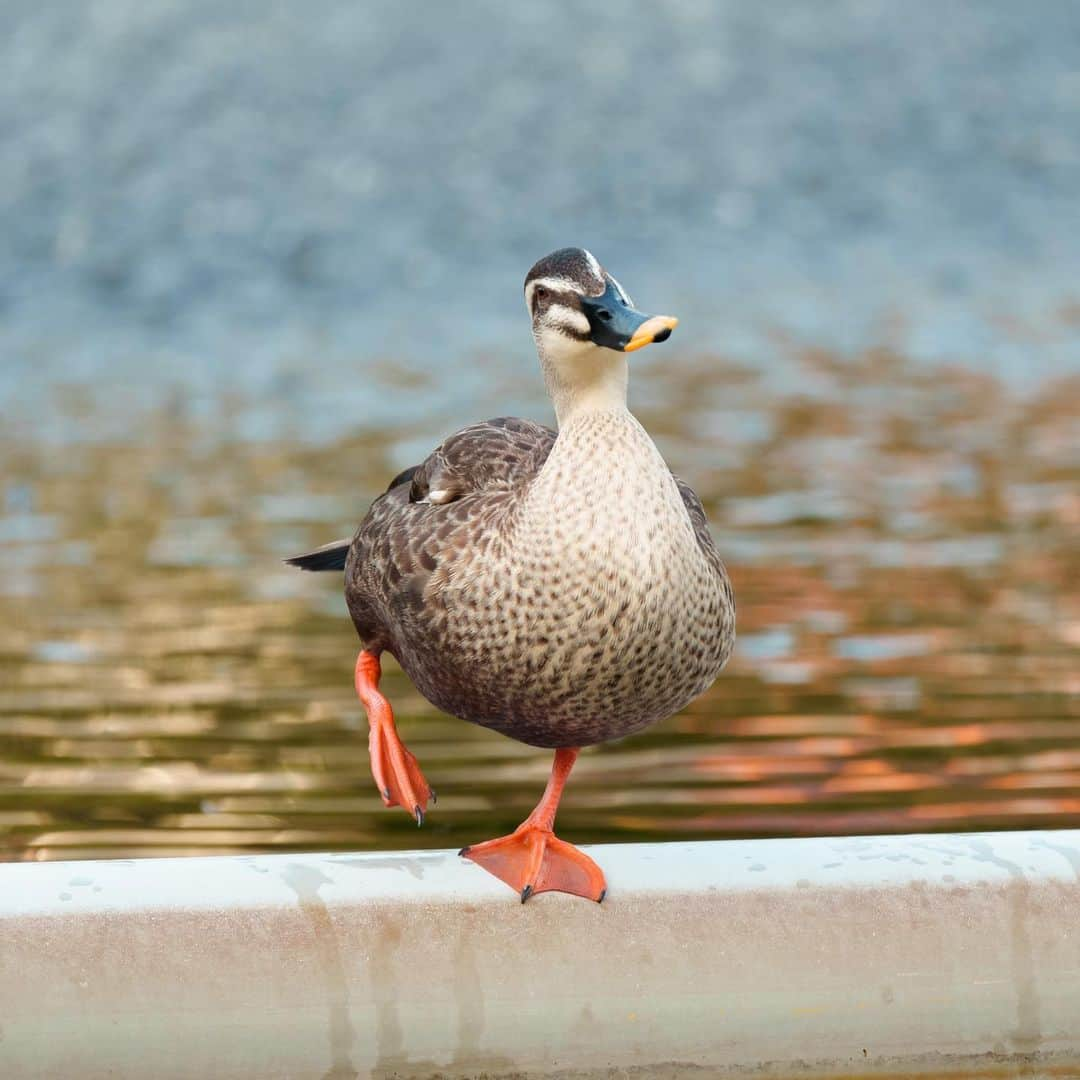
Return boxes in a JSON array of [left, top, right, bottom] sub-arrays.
[[4, 830, 1080, 916], [2, 830, 1080, 1079]]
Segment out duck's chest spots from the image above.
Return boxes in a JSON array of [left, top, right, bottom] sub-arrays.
[[502, 412, 706, 613]]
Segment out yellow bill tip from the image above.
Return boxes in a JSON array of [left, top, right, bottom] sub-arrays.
[[624, 315, 679, 353]]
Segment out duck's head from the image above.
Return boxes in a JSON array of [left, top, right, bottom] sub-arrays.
[[524, 248, 678, 422]]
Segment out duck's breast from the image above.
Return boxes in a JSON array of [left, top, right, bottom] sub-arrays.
[[404, 411, 732, 747]]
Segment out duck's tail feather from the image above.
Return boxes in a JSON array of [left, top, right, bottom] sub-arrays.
[[284, 538, 351, 572]]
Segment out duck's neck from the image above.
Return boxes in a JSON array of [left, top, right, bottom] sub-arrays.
[[526, 372, 685, 553], [540, 376, 666, 499], [539, 345, 629, 428]]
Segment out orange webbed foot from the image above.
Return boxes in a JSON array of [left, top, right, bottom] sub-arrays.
[[368, 719, 434, 826], [355, 650, 434, 826], [461, 825, 607, 903]]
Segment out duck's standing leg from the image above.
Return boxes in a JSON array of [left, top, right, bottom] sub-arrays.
[[354, 650, 434, 826], [461, 747, 606, 903]]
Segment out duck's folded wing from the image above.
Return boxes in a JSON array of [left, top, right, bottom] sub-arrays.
[[673, 474, 732, 587], [285, 418, 556, 574], [343, 417, 557, 645], [406, 416, 557, 505]]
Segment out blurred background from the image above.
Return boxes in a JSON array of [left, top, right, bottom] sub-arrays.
[[1, 1, 1078, 862]]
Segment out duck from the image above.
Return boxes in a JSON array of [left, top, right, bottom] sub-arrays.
[[288, 248, 736, 903]]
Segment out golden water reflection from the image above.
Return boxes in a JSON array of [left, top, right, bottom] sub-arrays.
[[2, 351, 1078, 860]]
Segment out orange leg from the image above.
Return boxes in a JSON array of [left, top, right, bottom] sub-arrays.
[[354, 650, 434, 826], [460, 747, 606, 904]]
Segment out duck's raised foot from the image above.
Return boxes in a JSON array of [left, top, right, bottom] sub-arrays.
[[355, 649, 433, 827], [461, 825, 607, 903], [368, 720, 434, 826]]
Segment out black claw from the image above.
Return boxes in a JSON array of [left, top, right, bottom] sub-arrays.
[[414, 805, 424, 827], [597, 889, 607, 904], [520, 884, 533, 904], [458, 846, 470, 857], [430, 789, 437, 805], [383, 788, 391, 800]]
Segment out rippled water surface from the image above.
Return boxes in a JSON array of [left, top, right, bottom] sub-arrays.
[[2, 352, 1077, 861], [2, 1, 1079, 860]]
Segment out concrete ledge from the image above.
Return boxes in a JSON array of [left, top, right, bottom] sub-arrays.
[[2, 831, 1080, 1078]]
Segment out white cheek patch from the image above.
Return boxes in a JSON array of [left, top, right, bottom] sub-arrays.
[[537, 325, 593, 361], [547, 303, 590, 335]]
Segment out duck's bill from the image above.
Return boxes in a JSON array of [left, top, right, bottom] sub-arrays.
[[581, 280, 680, 352], [623, 315, 679, 353]]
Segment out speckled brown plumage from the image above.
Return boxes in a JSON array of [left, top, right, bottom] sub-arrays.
[[344, 411, 735, 748], [291, 248, 736, 901]]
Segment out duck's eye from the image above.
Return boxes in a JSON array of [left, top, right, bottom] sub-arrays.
[[535, 286, 549, 303]]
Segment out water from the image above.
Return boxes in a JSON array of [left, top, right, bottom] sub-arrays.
[[1, 2, 1078, 860], [4, 1, 1080, 434], [2, 351, 1077, 861]]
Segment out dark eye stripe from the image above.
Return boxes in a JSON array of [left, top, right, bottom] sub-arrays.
[[532, 287, 578, 317], [559, 322, 591, 341]]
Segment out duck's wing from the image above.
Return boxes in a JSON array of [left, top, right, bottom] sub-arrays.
[[404, 416, 557, 505], [286, 417, 555, 577], [673, 475, 734, 595], [345, 417, 557, 646]]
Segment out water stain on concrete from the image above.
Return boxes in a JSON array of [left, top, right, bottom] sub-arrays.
[[1033, 836, 1080, 882], [334, 855, 432, 882], [281, 862, 358, 1080], [966, 838, 1042, 1059]]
